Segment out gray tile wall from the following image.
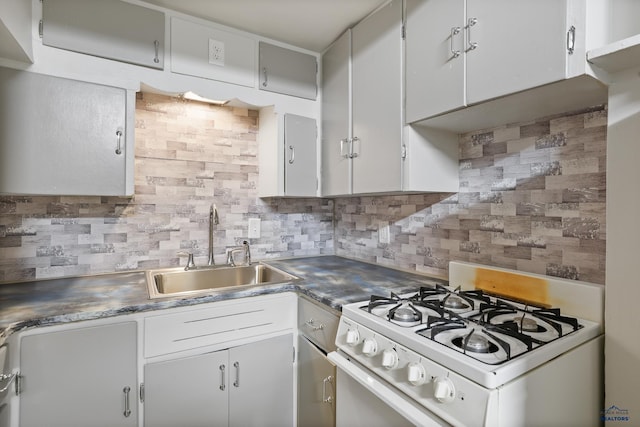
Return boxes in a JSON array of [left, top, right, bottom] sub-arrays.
[[0, 93, 333, 283], [334, 106, 607, 284], [0, 95, 606, 285]]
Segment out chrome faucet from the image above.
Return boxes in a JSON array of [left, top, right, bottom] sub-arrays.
[[208, 204, 219, 266], [227, 241, 251, 266]]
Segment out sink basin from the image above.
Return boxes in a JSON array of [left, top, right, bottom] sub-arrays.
[[145, 263, 300, 299]]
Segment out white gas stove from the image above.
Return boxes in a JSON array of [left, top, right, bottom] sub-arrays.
[[329, 262, 604, 427]]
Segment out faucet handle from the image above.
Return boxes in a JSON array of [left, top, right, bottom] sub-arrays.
[[178, 251, 197, 270], [242, 241, 251, 265]]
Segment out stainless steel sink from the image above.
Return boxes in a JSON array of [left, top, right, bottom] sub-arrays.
[[145, 263, 300, 299]]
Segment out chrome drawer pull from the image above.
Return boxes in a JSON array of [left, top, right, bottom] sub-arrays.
[[288, 145, 295, 164], [154, 40, 160, 63], [123, 386, 131, 417], [466, 17, 478, 51], [233, 361, 240, 387], [115, 130, 123, 155], [450, 27, 461, 58], [305, 318, 324, 331], [322, 375, 333, 403], [567, 25, 576, 54], [219, 364, 226, 391]]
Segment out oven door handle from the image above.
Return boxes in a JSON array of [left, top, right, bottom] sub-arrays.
[[327, 351, 446, 427]]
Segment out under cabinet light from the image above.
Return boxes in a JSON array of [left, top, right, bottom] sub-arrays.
[[180, 91, 229, 106]]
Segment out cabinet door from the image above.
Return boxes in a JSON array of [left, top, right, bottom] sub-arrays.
[[171, 17, 255, 87], [0, 68, 131, 196], [20, 322, 137, 427], [42, 0, 164, 69], [351, 0, 403, 194], [405, 0, 465, 122], [321, 30, 351, 197], [144, 351, 229, 427], [259, 42, 317, 100], [284, 114, 317, 197], [297, 337, 336, 427], [466, 0, 568, 104], [229, 334, 294, 427]]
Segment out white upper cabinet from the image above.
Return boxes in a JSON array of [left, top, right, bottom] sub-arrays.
[[0, 67, 134, 196], [42, 0, 165, 69], [406, 0, 609, 131], [259, 42, 318, 100], [321, 30, 351, 197], [259, 107, 318, 198], [322, 1, 404, 196], [351, 0, 403, 195], [170, 17, 255, 87], [321, 0, 459, 196]]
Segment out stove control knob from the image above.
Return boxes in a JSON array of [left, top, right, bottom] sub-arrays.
[[381, 349, 398, 369], [345, 329, 360, 346], [362, 338, 378, 356], [407, 362, 426, 385], [433, 377, 456, 403]]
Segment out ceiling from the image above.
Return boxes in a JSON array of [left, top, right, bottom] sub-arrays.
[[141, 0, 388, 52]]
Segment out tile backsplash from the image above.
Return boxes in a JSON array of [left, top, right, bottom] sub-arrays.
[[335, 106, 607, 284], [0, 93, 333, 283], [0, 93, 606, 285]]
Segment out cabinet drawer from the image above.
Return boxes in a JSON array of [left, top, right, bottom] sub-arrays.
[[298, 297, 340, 352], [145, 294, 295, 358]]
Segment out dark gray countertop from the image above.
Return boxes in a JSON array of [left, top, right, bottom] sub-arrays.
[[0, 255, 447, 342]]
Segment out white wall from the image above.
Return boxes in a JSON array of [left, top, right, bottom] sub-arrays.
[[605, 67, 640, 423]]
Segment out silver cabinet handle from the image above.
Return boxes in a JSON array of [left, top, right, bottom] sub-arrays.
[[466, 17, 478, 51], [123, 386, 131, 418], [115, 130, 123, 155], [153, 40, 160, 63], [219, 364, 226, 390], [567, 25, 576, 55], [350, 136, 360, 159], [220, 365, 227, 391], [262, 67, 268, 87], [450, 27, 461, 58], [288, 145, 295, 164], [322, 376, 333, 404], [305, 318, 324, 331], [233, 361, 240, 387]]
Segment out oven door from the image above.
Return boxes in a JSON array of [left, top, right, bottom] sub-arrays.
[[327, 351, 449, 427]]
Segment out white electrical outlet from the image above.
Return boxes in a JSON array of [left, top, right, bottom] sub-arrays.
[[208, 39, 225, 66], [248, 218, 261, 239], [378, 221, 391, 244]]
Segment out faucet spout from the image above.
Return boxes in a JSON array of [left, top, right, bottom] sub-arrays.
[[208, 204, 219, 266]]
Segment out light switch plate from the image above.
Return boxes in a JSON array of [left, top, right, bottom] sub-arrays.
[[248, 218, 261, 238], [208, 39, 225, 66]]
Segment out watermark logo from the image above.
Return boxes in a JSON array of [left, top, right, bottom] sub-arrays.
[[601, 405, 630, 422]]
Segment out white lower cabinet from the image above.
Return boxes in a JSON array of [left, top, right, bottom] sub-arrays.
[[19, 322, 138, 427], [143, 333, 294, 427]]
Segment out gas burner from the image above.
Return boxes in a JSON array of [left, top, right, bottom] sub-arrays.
[[512, 315, 545, 333], [443, 295, 468, 310], [453, 333, 499, 354], [391, 306, 420, 323], [418, 285, 490, 314]]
